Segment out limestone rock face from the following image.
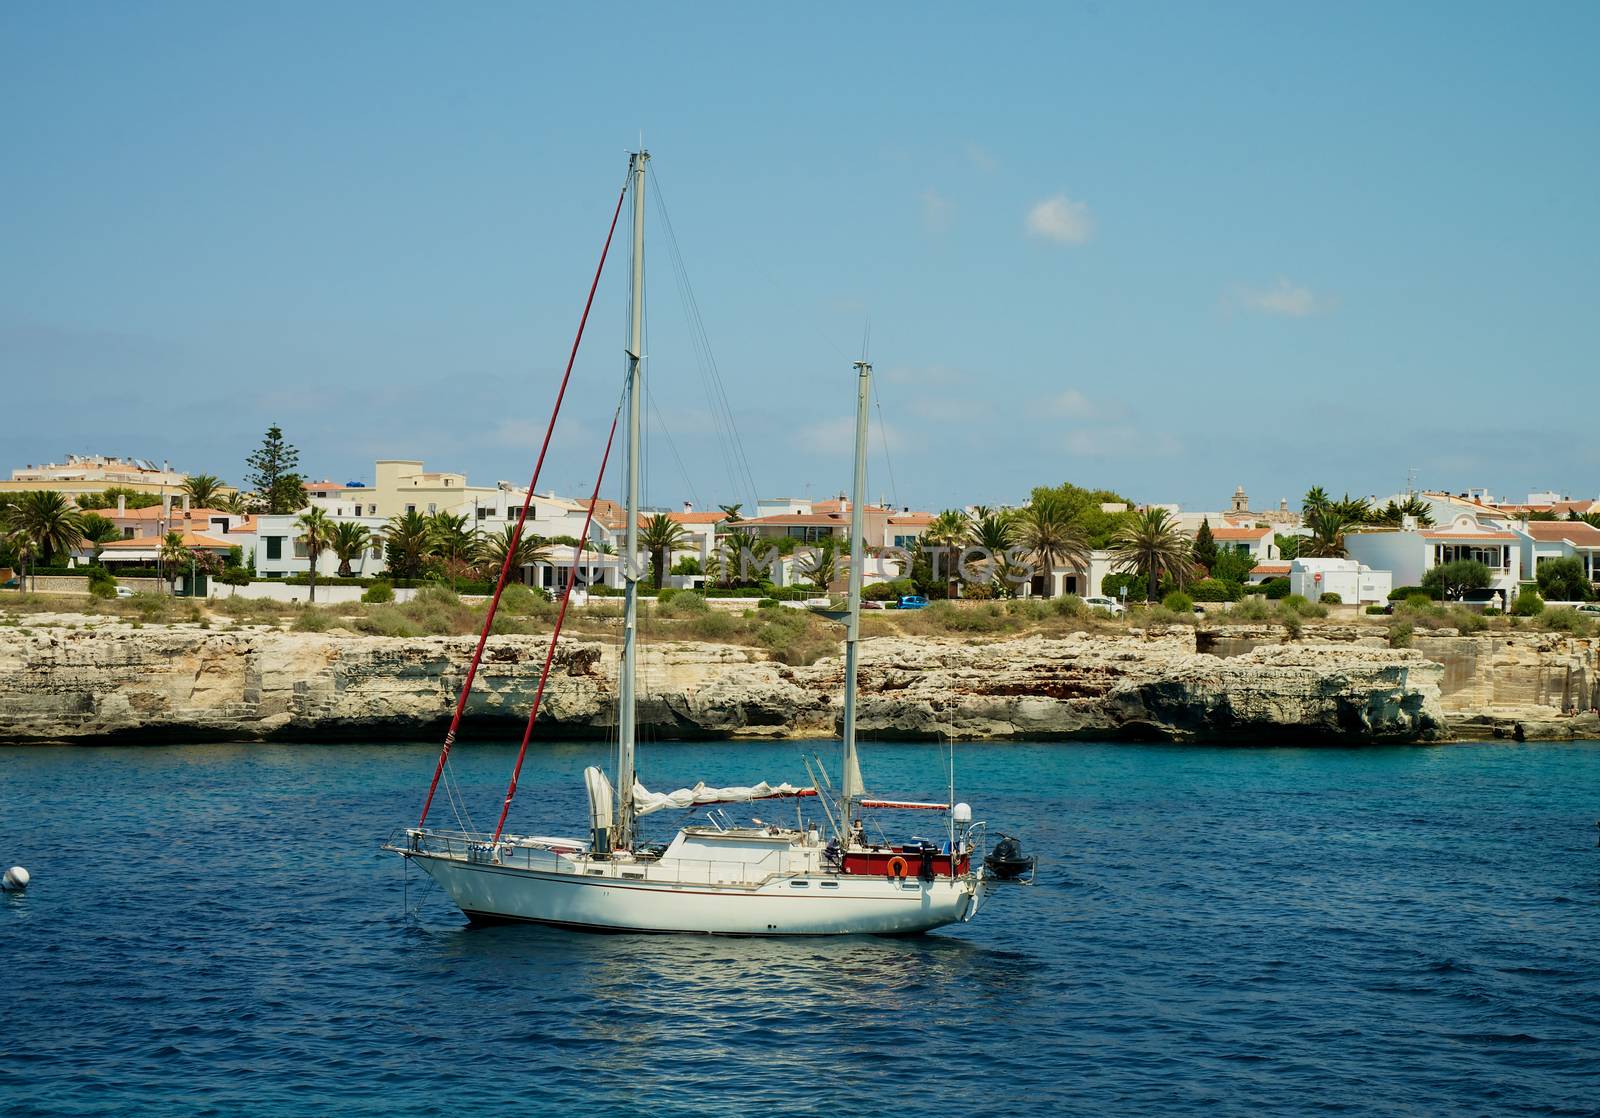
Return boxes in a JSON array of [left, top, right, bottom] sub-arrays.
[[0, 624, 1448, 744]]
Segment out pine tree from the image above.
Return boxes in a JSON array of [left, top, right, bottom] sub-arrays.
[[1193, 518, 1218, 574], [245, 425, 304, 515]]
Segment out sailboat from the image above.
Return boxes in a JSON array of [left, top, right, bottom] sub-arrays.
[[388, 151, 990, 935]]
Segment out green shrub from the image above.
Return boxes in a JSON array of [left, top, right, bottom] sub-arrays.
[[1405, 593, 1433, 609], [863, 578, 915, 602], [356, 607, 423, 637], [1365, 605, 1387, 615], [683, 611, 737, 639], [1539, 607, 1592, 634], [1225, 597, 1274, 622], [1281, 594, 1328, 619], [292, 607, 337, 632], [89, 580, 118, 600], [657, 587, 679, 604], [658, 591, 710, 616], [757, 598, 780, 609], [1052, 594, 1087, 618], [1319, 592, 1342, 604], [1162, 591, 1195, 613], [1535, 557, 1594, 603], [1136, 605, 1197, 628], [362, 581, 395, 604], [1388, 620, 1414, 648], [1450, 607, 1488, 634], [498, 583, 551, 616], [1188, 578, 1236, 602], [1245, 577, 1291, 599], [1388, 585, 1439, 602], [1511, 588, 1545, 617]]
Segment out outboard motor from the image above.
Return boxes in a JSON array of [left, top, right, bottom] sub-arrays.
[[984, 834, 1036, 881]]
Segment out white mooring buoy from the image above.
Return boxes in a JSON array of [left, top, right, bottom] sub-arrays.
[[2, 866, 29, 892]]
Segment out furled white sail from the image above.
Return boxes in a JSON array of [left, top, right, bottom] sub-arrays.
[[584, 766, 615, 833], [631, 780, 814, 817]]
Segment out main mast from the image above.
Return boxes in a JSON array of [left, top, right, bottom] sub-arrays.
[[839, 361, 870, 831], [616, 149, 648, 851]]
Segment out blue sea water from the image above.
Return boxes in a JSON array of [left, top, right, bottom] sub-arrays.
[[3, 738, 1599, 1117]]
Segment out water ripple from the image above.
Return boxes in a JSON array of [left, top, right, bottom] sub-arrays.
[[3, 739, 1599, 1116]]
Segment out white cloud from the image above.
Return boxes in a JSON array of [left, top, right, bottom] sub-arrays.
[[1026, 194, 1094, 244], [1233, 278, 1329, 317], [920, 188, 952, 233], [965, 143, 998, 173], [1062, 426, 1181, 458], [794, 414, 905, 455], [1049, 389, 1100, 419]]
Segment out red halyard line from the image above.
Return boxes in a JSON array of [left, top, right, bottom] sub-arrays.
[[418, 180, 628, 829]]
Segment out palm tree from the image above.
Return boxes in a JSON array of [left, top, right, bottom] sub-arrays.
[[1015, 496, 1091, 597], [922, 509, 972, 597], [717, 527, 768, 586], [478, 524, 549, 583], [4, 525, 36, 592], [1110, 507, 1193, 602], [1301, 506, 1355, 558], [717, 503, 743, 523], [9, 490, 86, 567], [640, 513, 688, 589], [1302, 487, 1331, 516], [381, 511, 433, 581], [797, 537, 842, 591], [182, 474, 225, 508], [295, 507, 334, 602], [968, 510, 1017, 591], [158, 530, 190, 594], [425, 512, 476, 564], [219, 491, 257, 515], [78, 513, 121, 565], [329, 521, 373, 578], [1332, 493, 1374, 527]]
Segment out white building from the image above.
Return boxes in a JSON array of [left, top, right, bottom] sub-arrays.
[[1515, 521, 1600, 596], [1288, 558, 1391, 605], [1345, 513, 1523, 600]]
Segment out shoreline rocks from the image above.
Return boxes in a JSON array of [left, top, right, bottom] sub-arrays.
[[0, 622, 1476, 746]]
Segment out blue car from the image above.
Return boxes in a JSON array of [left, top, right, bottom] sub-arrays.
[[898, 594, 929, 610]]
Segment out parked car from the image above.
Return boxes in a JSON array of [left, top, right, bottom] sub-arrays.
[[1577, 603, 1600, 616], [898, 595, 929, 610], [1, 577, 18, 590], [114, 585, 136, 599], [1083, 595, 1126, 616]]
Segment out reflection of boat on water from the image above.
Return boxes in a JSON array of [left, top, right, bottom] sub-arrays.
[[387, 150, 1005, 935]]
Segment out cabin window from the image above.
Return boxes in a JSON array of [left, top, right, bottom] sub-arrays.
[[788, 880, 810, 889], [819, 881, 840, 889]]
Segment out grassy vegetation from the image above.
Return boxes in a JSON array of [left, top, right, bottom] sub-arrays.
[[5, 583, 1595, 663]]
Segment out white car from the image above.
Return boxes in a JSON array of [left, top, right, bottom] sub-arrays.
[[113, 585, 136, 599], [1082, 595, 1126, 616]]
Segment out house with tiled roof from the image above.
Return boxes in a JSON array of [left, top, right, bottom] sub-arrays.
[[1515, 520, 1600, 595], [1346, 510, 1524, 601]]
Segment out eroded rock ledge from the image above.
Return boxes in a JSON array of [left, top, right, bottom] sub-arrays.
[[0, 625, 1458, 745]]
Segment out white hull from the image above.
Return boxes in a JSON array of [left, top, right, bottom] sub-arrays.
[[405, 839, 984, 936]]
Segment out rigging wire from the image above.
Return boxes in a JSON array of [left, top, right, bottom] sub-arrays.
[[418, 165, 630, 831], [492, 396, 626, 842], [648, 167, 761, 512], [647, 384, 701, 512], [871, 376, 900, 512]]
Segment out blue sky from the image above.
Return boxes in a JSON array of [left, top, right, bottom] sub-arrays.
[[3, 3, 1597, 513]]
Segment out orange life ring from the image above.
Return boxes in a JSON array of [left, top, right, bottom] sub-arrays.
[[886, 856, 909, 878]]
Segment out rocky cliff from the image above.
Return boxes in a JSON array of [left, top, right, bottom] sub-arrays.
[[0, 622, 1452, 744]]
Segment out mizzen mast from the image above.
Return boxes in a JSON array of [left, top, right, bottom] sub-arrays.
[[839, 360, 871, 830]]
